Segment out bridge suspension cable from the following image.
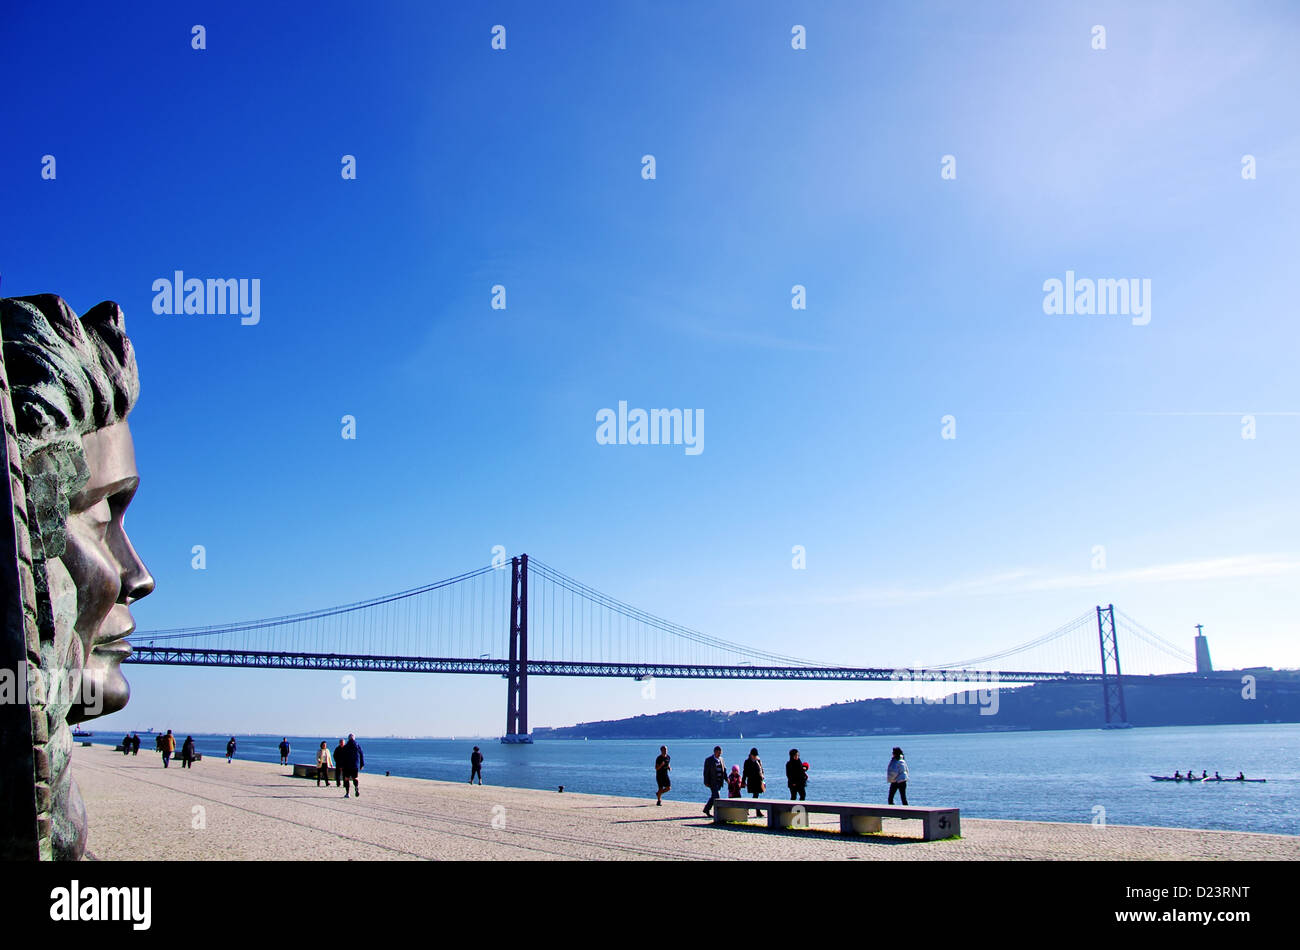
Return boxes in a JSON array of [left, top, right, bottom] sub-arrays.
[[527, 558, 821, 667], [137, 564, 500, 641], [924, 610, 1097, 670], [1114, 610, 1195, 664]]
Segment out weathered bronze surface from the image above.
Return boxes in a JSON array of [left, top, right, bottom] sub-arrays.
[[0, 294, 152, 860]]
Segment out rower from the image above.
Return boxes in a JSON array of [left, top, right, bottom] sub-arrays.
[[1214, 772, 1221, 780], [1201, 770, 1208, 779], [1174, 771, 1182, 780], [1236, 772, 1245, 781]]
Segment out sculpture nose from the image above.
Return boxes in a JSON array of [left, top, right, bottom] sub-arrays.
[[123, 567, 154, 604], [118, 534, 154, 604]]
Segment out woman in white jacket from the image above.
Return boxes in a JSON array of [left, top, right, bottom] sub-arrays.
[[887, 747, 909, 805], [316, 741, 334, 787]]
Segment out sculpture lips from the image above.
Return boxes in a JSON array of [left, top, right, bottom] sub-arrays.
[[94, 606, 135, 648]]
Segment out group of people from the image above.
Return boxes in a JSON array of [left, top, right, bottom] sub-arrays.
[[314, 735, 366, 797], [696, 747, 811, 816], [141, 730, 199, 769], [120, 732, 249, 768], [654, 744, 913, 814], [1172, 769, 1247, 781], [122, 733, 921, 811], [119, 731, 367, 793]]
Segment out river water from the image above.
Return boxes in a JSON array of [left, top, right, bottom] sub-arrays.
[[110, 723, 1299, 835]]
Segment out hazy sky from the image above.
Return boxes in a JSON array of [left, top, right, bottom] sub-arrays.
[[3, 1, 1297, 737]]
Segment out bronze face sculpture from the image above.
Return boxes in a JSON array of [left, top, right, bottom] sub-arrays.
[[0, 294, 152, 860]]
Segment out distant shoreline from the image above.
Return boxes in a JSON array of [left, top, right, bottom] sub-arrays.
[[86, 720, 1300, 743]]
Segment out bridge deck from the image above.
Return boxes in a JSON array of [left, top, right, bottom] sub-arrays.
[[123, 646, 1241, 685]]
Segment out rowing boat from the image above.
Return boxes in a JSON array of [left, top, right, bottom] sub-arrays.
[[1149, 775, 1266, 783]]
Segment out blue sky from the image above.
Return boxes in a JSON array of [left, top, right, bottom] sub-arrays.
[[3, 1, 1298, 737]]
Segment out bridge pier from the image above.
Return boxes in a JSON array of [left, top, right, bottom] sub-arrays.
[[503, 555, 530, 742], [1096, 604, 1127, 724]]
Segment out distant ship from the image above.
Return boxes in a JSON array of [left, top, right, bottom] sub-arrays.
[[72, 729, 93, 738]]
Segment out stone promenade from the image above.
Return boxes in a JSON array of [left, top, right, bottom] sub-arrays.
[[72, 745, 1299, 860]]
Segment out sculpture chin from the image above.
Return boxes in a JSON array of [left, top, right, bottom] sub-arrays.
[[67, 651, 131, 725]]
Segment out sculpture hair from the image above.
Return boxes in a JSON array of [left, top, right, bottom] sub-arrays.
[[0, 294, 139, 449], [0, 294, 140, 556]]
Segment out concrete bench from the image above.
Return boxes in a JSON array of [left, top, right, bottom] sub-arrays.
[[293, 763, 335, 780], [713, 798, 960, 841]]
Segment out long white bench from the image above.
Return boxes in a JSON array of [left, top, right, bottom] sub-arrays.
[[713, 798, 960, 841]]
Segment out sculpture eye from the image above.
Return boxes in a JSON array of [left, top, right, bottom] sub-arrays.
[[81, 499, 112, 537]]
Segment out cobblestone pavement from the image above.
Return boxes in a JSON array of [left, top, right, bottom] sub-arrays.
[[73, 745, 1299, 861]]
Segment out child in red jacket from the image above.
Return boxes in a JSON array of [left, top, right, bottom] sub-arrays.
[[727, 764, 743, 798]]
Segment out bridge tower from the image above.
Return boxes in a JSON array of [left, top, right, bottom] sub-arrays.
[[1095, 604, 1127, 724], [503, 554, 530, 742]]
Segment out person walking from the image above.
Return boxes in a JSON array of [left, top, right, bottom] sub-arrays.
[[279, 738, 291, 765], [121, 734, 131, 756], [702, 746, 725, 816], [180, 736, 195, 768], [786, 748, 808, 801], [337, 733, 364, 797], [887, 747, 909, 805], [742, 748, 765, 818], [161, 730, 175, 768], [469, 746, 484, 784], [333, 739, 347, 787], [226, 737, 237, 763], [130, 733, 140, 755], [654, 746, 672, 805], [154, 734, 163, 754], [316, 741, 334, 787]]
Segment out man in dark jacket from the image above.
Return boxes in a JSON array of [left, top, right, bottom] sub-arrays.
[[130, 734, 140, 755], [333, 739, 346, 787], [337, 733, 364, 797], [702, 746, 725, 816], [181, 736, 196, 768], [742, 748, 765, 818], [786, 748, 808, 801], [469, 747, 483, 784], [278, 738, 291, 765]]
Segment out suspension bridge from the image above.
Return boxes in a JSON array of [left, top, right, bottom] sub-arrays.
[[124, 554, 1217, 740]]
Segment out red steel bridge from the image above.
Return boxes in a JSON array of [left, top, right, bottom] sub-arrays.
[[124, 554, 1221, 738]]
